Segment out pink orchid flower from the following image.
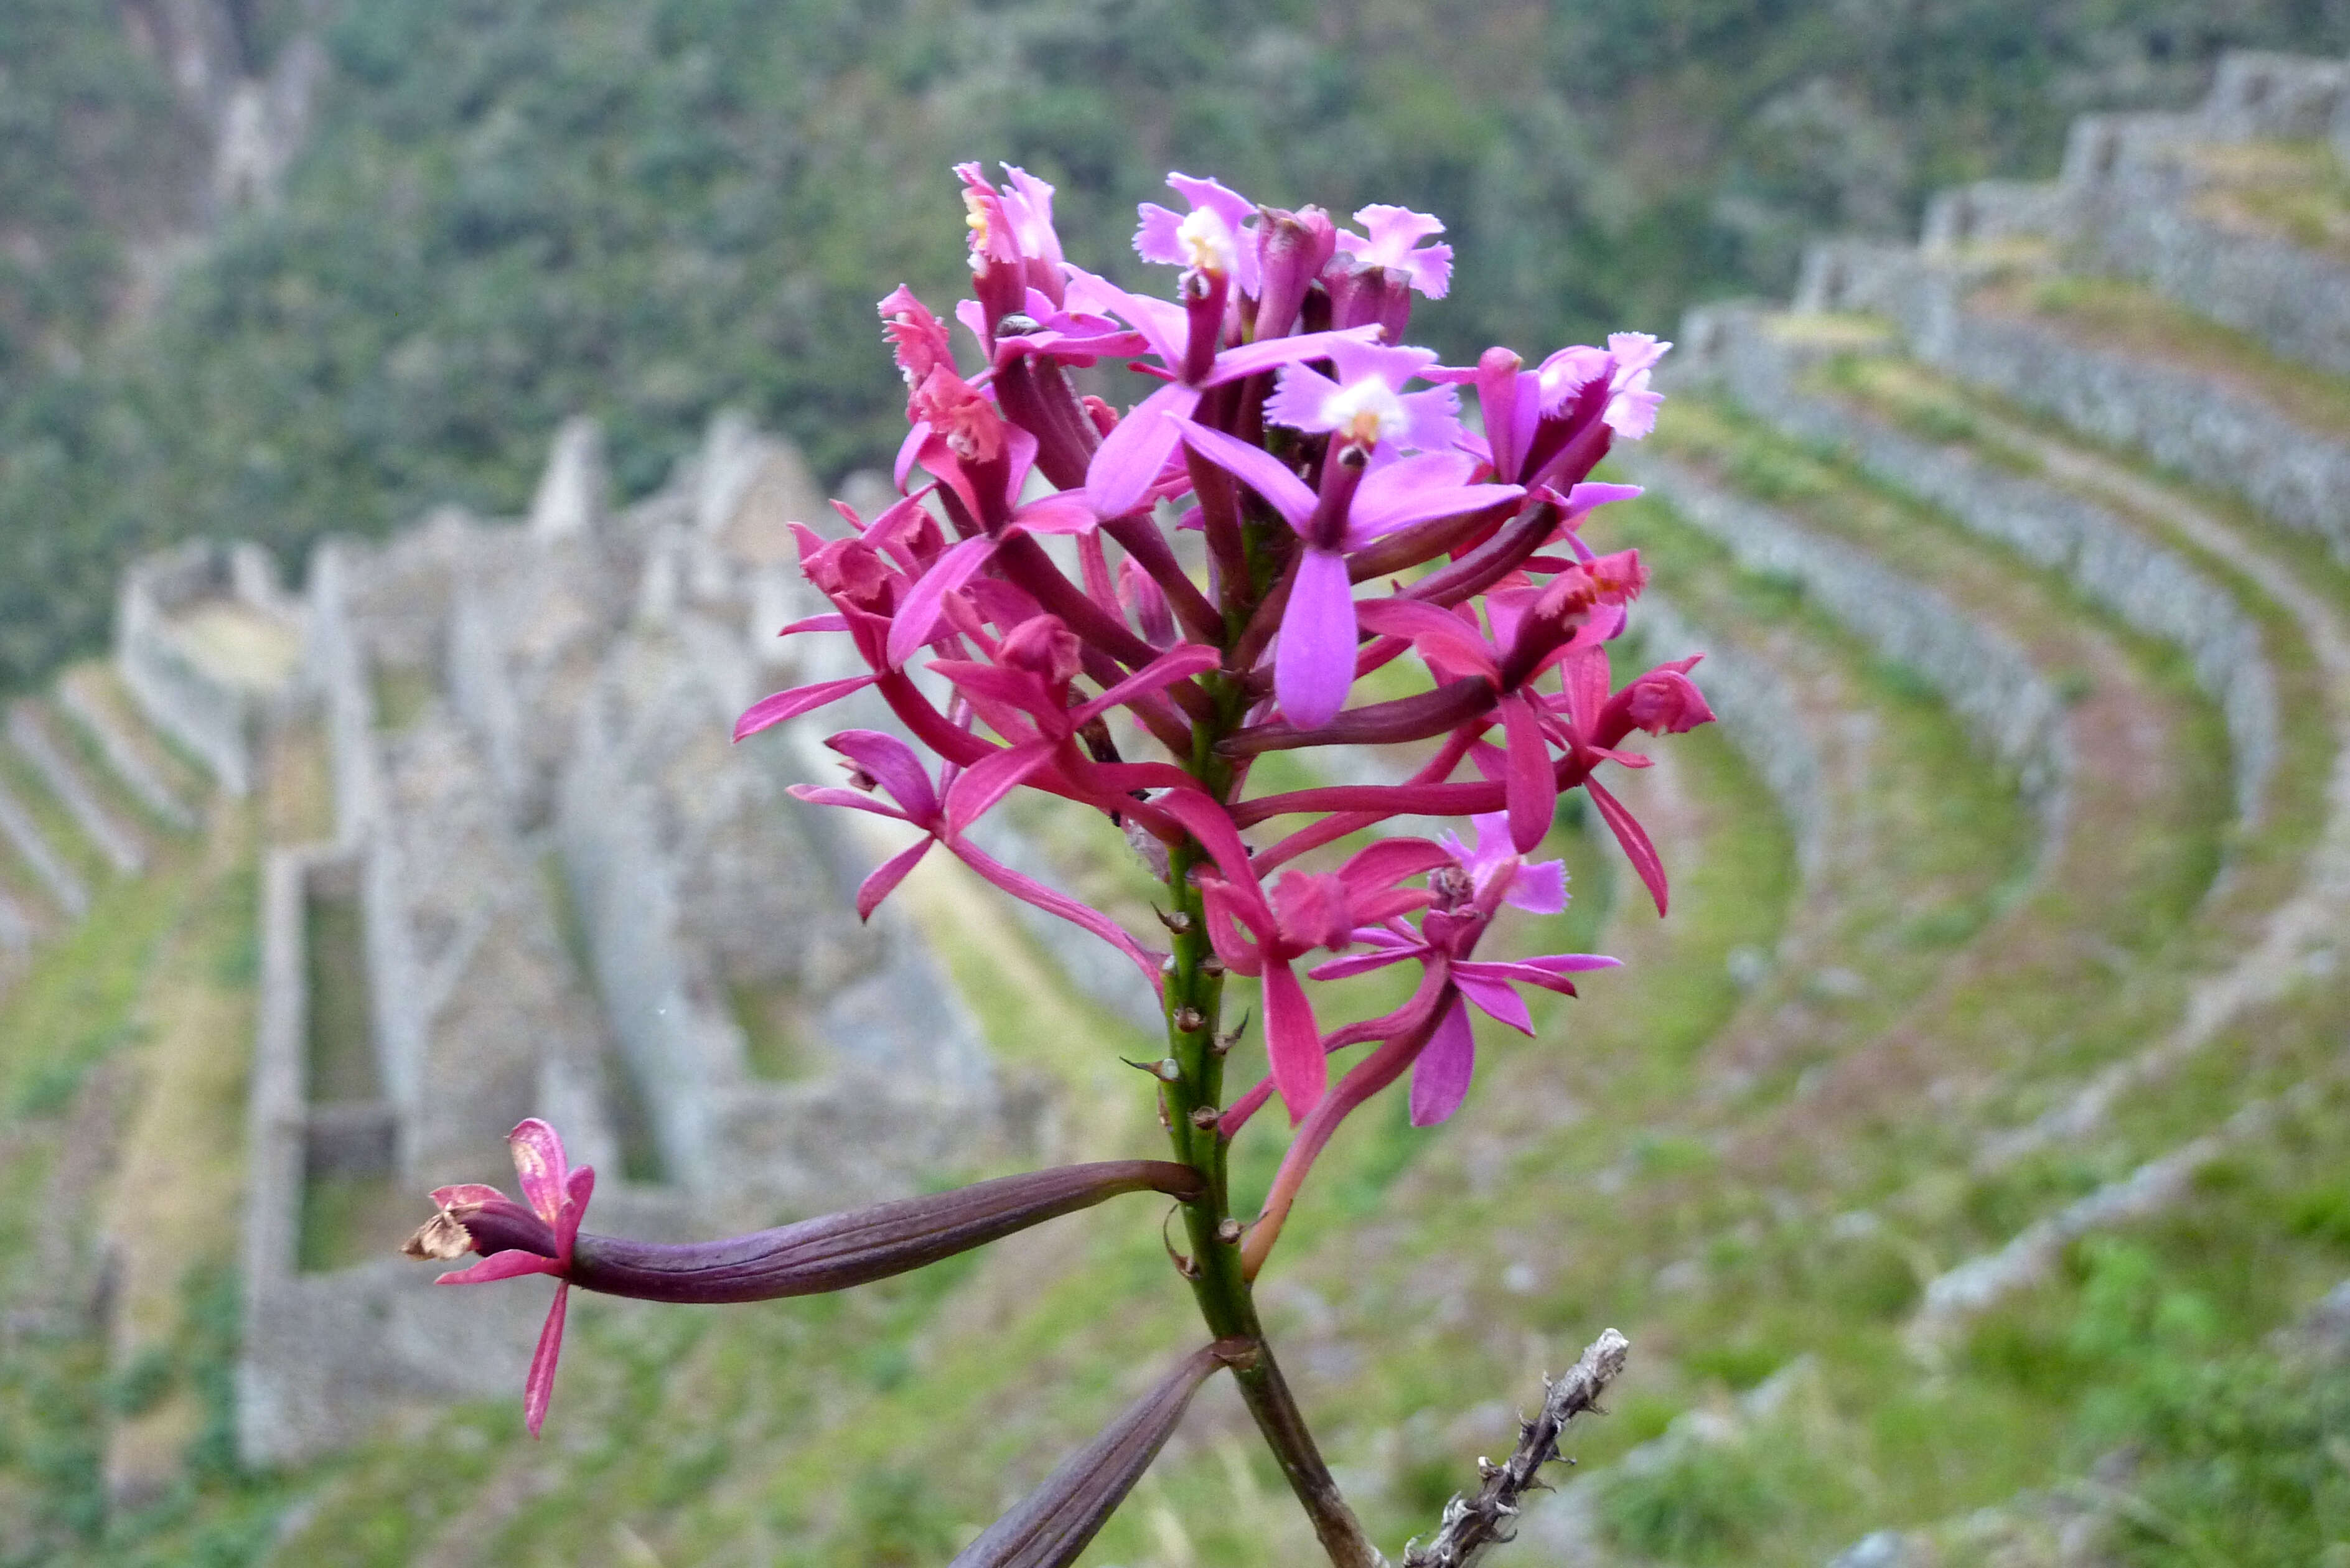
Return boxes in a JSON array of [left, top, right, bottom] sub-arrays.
[[1265, 340, 1462, 459], [1174, 419, 1521, 729], [789, 728, 1169, 989]]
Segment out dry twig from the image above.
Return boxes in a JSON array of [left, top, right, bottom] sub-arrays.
[[1402, 1328, 1632, 1567]]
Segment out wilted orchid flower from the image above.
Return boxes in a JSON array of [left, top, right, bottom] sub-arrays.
[[410, 1134, 1205, 1434], [405, 1118, 591, 1437]]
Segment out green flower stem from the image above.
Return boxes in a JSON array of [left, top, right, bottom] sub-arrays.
[[1157, 674, 1385, 1568]]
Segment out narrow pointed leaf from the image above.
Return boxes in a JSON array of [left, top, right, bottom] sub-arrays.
[[949, 1342, 1238, 1568]]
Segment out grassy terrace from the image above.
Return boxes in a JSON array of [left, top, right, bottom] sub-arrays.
[[1700, 355, 2350, 1562], [1818, 352, 2339, 950], [1968, 271, 2350, 434], [2179, 137, 2350, 262]]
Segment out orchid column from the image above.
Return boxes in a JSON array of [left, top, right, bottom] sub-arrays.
[[409, 162, 1711, 1568]]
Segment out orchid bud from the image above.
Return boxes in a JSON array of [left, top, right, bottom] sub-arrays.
[[1613, 657, 1714, 738], [436, 1162, 1205, 1305], [912, 366, 1008, 464], [1321, 260, 1413, 342], [1271, 870, 1354, 953], [796, 534, 896, 611], [996, 614, 1084, 687], [1252, 204, 1336, 340], [950, 1340, 1244, 1567]]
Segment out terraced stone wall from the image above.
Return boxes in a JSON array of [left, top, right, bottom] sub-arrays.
[[1623, 448, 2071, 841], [1682, 304, 2278, 828]]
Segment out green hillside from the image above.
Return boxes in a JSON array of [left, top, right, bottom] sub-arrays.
[[1, 0, 2346, 689]]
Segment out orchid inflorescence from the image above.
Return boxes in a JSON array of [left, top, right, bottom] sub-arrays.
[[406, 163, 1711, 1566]]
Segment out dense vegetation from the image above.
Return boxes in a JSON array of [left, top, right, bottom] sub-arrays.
[[2, 0, 2346, 689]]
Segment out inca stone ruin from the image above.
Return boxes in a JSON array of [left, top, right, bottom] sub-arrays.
[[62, 411, 1024, 1462]]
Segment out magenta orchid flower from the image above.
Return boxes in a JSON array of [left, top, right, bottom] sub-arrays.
[[422, 1119, 592, 1437], [959, 161, 1067, 329], [1352, 574, 1638, 854], [1306, 817, 1616, 1124], [1334, 203, 1453, 298], [1321, 202, 1452, 338], [1175, 816, 1451, 1120], [1134, 172, 1262, 292], [423, 167, 1729, 1562], [1265, 340, 1461, 457], [1538, 332, 1672, 442], [1175, 419, 1522, 727], [788, 727, 1171, 989], [1079, 273, 1383, 520]]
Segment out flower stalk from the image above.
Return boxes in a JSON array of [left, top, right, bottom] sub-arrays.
[[406, 160, 1713, 1564]]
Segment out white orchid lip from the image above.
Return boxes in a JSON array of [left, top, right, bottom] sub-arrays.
[[1319, 375, 1411, 448], [1174, 206, 1238, 276]]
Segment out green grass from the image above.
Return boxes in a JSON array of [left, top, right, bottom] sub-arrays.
[[2183, 136, 2350, 260], [368, 666, 436, 735], [0, 744, 113, 897], [303, 884, 377, 1103], [728, 977, 822, 1081]]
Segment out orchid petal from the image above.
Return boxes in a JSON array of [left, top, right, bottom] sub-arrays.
[[1306, 945, 1418, 982], [858, 838, 935, 920], [1455, 971, 1535, 1034], [1086, 383, 1201, 519], [1262, 960, 1327, 1121], [1500, 694, 1558, 852], [1586, 775, 1669, 915], [1354, 597, 1501, 680], [945, 742, 1054, 836], [953, 839, 1164, 993], [430, 1183, 508, 1208], [789, 785, 919, 823], [1007, 493, 1098, 537], [827, 730, 943, 823], [1072, 642, 1220, 725], [778, 612, 849, 637], [508, 1119, 569, 1224], [435, 1248, 560, 1286], [523, 1282, 569, 1438], [1348, 467, 1522, 539], [1201, 326, 1387, 387], [1409, 1000, 1477, 1127], [1275, 548, 1357, 730], [1151, 785, 1264, 897], [559, 1165, 594, 1256], [887, 534, 997, 670], [893, 420, 930, 493], [1507, 857, 1568, 915], [1172, 419, 1316, 530], [735, 676, 879, 742], [1337, 837, 1451, 898]]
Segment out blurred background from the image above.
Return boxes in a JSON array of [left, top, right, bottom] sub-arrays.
[[3, 1, 2350, 1564]]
